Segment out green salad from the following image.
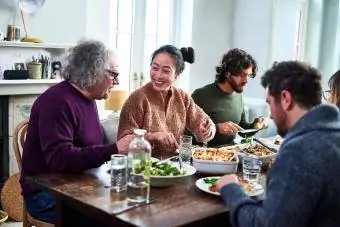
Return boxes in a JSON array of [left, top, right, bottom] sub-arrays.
[[0, 211, 6, 220], [203, 178, 219, 185], [134, 162, 186, 176], [241, 135, 253, 144]]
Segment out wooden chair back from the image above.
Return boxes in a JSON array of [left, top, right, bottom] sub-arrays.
[[12, 119, 28, 172], [12, 119, 54, 227]]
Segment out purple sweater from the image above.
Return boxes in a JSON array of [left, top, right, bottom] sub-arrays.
[[20, 81, 118, 196]]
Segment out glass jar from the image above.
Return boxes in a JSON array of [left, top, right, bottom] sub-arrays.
[[127, 129, 152, 203]]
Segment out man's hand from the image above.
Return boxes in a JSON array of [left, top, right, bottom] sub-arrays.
[[148, 132, 179, 149], [216, 174, 240, 192], [217, 122, 243, 136], [116, 135, 135, 154], [254, 117, 269, 129]]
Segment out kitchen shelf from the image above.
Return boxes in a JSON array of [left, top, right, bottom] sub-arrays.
[[0, 41, 73, 50], [0, 79, 61, 84]]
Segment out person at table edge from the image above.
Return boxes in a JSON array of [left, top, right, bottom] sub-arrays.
[[217, 61, 340, 227]]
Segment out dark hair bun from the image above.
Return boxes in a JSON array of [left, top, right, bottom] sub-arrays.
[[180, 47, 195, 64]]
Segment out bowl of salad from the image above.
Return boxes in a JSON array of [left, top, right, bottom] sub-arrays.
[[0, 210, 8, 224], [145, 161, 196, 187]]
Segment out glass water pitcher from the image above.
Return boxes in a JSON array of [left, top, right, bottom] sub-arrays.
[[127, 129, 152, 203]]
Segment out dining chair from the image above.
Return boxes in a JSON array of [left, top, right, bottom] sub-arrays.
[[12, 119, 54, 227]]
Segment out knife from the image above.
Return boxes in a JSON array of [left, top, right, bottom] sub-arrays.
[[112, 199, 157, 215], [155, 156, 178, 165]]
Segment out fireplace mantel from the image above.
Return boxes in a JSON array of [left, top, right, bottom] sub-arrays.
[[0, 79, 61, 96]]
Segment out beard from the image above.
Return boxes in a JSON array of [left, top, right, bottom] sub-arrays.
[[273, 106, 289, 137], [277, 126, 288, 138], [228, 76, 246, 93]]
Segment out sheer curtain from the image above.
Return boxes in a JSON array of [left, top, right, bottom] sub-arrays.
[[304, 0, 340, 88]]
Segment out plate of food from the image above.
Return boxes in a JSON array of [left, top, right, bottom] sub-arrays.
[[236, 144, 277, 166], [255, 136, 283, 152], [192, 147, 241, 174], [133, 161, 196, 187], [195, 176, 264, 197]]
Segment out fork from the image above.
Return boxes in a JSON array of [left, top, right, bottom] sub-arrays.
[[178, 154, 183, 170]]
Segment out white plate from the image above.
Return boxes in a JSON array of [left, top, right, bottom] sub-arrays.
[[195, 176, 264, 197]]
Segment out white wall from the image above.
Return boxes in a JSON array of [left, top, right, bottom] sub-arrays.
[[189, 0, 308, 99], [0, 0, 87, 43], [172, 0, 194, 92], [0, 0, 113, 45], [232, 0, 273, 99], [304, 0, 340, 89], [85, 0, 111, 46], [189, 0, 234, 92]]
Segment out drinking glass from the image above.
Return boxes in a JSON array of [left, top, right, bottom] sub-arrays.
[[111, 154, 127, 192], [179, 135, 193, 164], [242, 157, 262, 183]]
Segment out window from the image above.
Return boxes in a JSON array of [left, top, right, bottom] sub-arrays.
[[109, 0, 173, 92], [97, 0, 175, 119], [293, 1, 308, 60]]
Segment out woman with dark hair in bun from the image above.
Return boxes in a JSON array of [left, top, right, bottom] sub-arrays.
[[118, 45, 216, 157]]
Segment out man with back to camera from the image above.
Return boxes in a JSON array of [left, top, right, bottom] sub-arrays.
[[216, 61, 340, 227], [191, 48, 268, 146]]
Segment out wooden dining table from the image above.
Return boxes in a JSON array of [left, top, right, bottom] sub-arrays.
[[26, 164, 266, 227]]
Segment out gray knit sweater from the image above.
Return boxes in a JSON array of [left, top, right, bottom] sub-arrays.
[[220, 104, 340, 227]]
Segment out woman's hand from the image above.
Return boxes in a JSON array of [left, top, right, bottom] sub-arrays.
[[196, 120, 216, 143], [148, 132, 179, 149], [217, 121, 243, 136]]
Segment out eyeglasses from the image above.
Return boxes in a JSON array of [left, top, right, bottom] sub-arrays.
[[105, 69, 119, 80], [323, 90, 331, 100]]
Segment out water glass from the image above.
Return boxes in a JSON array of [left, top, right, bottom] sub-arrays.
[[242, 158, 262, 183], [111, 154, 127, 192], [179, 135, 193, 164]]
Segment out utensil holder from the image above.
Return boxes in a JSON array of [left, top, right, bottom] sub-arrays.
[[27, 63, 42, 79]]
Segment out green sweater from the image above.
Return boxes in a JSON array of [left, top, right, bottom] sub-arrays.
[[191, 83, 253, 146]]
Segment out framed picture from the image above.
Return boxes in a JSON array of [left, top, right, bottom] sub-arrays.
[[13, 63, 26, 70]]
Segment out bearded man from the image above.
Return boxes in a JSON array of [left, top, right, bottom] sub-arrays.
[[192, 48, 267, 146], [216, 61, 340, 227]]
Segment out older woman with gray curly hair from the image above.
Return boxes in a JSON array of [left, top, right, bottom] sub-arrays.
[[20, 40, 133, 224]]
